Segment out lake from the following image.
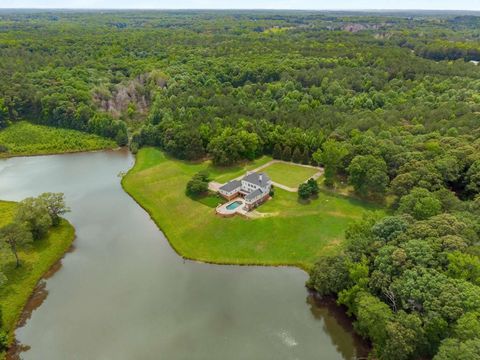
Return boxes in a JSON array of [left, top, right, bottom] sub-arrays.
[[0, 149, 367, 359]]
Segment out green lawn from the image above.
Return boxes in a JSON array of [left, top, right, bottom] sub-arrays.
[[123, 148, 384, 270], [0, 201, 75, 344], [0, 121, 116, 158], [262, 162, 320, 188], [206, 156, 273, 183]]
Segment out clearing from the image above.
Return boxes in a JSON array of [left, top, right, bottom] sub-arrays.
[[260, 161, 321, 189], [0, 121, 116, 158], [122, 148, 383, 270]]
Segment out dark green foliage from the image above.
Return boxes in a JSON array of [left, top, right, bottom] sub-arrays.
[[348, 155, 389, 197], [398, 188, 442, 220], [272, 144, 282, 160], [292, 147, 302, 163], [186, 172, 210, 197], [282, 146, 292, 162], [307, 255, 351, 296], [298, 178, 319, 200], [0, 98, 8, 130], [312, 140, 348, 187], [309, 209, 480, 360], [2, 11, 480, 358], [0, 329, 7, 352]]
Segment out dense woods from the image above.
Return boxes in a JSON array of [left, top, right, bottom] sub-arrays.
[[1, 9, 480, 359]]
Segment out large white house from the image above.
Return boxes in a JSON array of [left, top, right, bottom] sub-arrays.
[[218, 172, 272, 210]]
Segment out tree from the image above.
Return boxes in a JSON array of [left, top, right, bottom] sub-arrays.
[[312, 140, 348, 187], [15, 197, 52, 240], [298, 183, 311, 200], [348, 155, 389, 197], [38, 193, 70, 226], [381, 311, 424, 360], [292, 147, 302, 163], [0, 98, 8, 129], [466, 160, 480, 196], [434, 338, 480, 360], [298, 178, 319, 200], [186, 171, 209, 197], [447, 252, 480, 285], [282, 145, 292, 161], [453, 312, 480, 341], [398, 187, 442, 220], [307, 255, 351, 296], [272, 144, 282, 159], [0, 222, 33, 268], [301, 148, 310, 164]]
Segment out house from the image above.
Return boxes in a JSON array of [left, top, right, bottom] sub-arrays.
[[218, 172, 272, 210]]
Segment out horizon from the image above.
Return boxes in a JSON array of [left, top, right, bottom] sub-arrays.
[[1, 0, 480, 11]]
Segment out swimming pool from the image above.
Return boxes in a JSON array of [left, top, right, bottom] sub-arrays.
[[226, 201, 242, 210]]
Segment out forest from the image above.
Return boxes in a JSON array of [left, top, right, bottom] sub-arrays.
[[0, 9, 480, 359]]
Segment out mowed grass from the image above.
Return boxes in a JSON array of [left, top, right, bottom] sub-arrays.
[[0, 201, 75, 342], [123, 148, 384, 270], [262, 162, 320, 188], [0, 121, 116, 158]]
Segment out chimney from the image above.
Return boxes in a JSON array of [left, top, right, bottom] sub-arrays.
[[259, 174, 263, 183]]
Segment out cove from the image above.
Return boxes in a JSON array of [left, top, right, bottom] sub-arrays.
[[0, 149, 367, 359]]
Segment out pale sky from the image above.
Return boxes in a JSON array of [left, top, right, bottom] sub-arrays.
[[1, 0, 480, 11]]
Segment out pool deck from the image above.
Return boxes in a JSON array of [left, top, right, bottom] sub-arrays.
[[216, 198, 248, 217]]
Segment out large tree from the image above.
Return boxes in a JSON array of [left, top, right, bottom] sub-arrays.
[[312, 140, 348, 187], [0, 222, 33, 268], [347, 155, 389, 197], [38, 192, 70, 226], [16, 197, 52, 240]]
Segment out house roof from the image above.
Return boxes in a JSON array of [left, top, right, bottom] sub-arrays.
[[245, 188, 265, 201], [242, 172, 271, 187], [219, 180, 241, 192]]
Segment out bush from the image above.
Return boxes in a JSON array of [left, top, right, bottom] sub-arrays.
[[0, 330, 7, 352], [186, 171, 210, 197], [298, 178, 319, 200]]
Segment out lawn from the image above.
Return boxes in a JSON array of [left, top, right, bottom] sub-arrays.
[[122, 148, 384, 270], [262, 162, 320, 188], [0, 121, 116, 158], [0, 201, 75, 344]]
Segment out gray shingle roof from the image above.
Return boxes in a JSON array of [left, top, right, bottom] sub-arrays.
[[219, 180, 241, 192], [245, 188, 265, 201], [242, 172, 271, 187]]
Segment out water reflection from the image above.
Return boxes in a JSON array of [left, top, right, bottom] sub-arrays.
[[307, 291, 370, 359], [1, 150, 366, 360]]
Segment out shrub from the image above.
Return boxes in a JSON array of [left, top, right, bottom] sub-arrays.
[[186, 171, 210, 197]]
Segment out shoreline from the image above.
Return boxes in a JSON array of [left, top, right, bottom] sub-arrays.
[[121, 172, 312, 272], [120, 153, 371, 356], [5, 244, 76, 360], [0, 221, 76, 359], [0, 146, 121, 160]]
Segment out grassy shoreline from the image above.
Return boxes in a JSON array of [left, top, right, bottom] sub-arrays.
[[122, 148, 383, 271], [0, 121, 116, 158], [0, 201, 76, 350]]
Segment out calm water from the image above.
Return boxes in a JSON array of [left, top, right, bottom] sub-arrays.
[[0, 149, 366, 359]]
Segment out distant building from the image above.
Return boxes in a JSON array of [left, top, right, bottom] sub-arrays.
[[218, 172, 272, 210]]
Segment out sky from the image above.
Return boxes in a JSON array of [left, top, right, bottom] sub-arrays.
[[1, 0, 480, 10]]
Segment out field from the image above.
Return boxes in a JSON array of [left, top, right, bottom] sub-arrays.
[[0, 121, 116, 157], [0, 201, 75, 342], [122, 148, 383, 270], [261, 162, 320, 188]]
